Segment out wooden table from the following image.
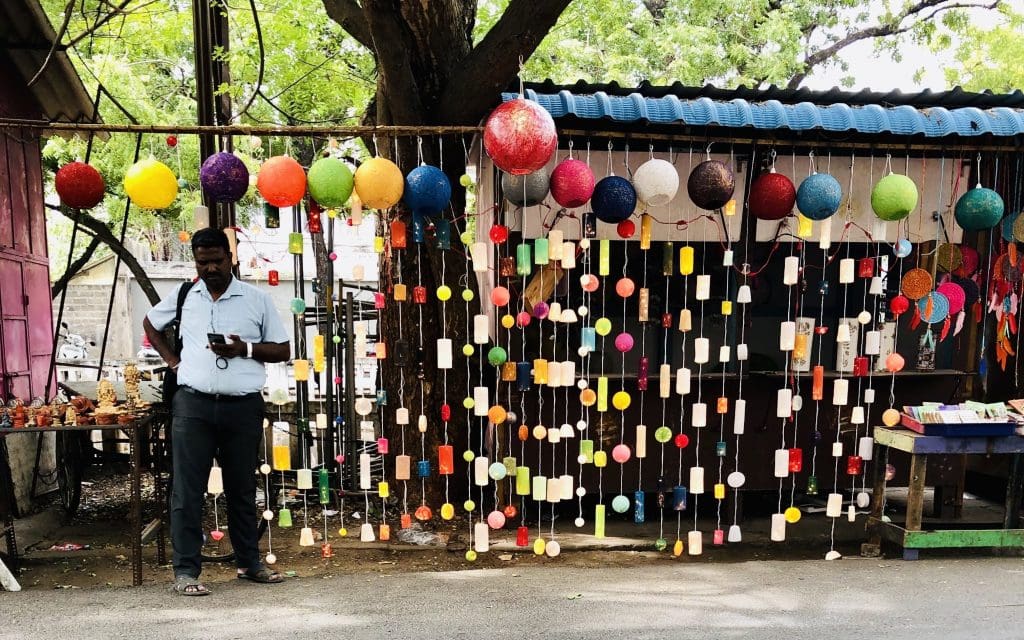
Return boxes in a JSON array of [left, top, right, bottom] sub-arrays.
[[863, 427, 1024, 560], [0, 421, 150, 589]]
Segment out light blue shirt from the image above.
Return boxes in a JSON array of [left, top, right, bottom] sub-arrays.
[[147, 277, 289, 395]]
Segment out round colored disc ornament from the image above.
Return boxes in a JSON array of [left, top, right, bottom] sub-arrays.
[[55, 162, 105, 209], [870, 173, 918, 221], [687, 160, 735, 211], [901, 268, 933, 301], [955, 186, 1004, 231], [483, 98, 558, 175], [1014, 213, 1024, 242], [996, 252, 1023, 284], [592, 175, 637, 223], [958, 245, 980, 276], [936, 281, 966, 315], [549, 158, 595, 208], [747, 170, 796, 220], [256, 156, 306, 207], [935, 243, 963, 273], [916, 291, 950, 324], [501, 168, 550, 207], [795, 172, 842, 220]]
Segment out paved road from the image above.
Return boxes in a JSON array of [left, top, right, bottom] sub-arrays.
[[3, 557, 1023, 639]]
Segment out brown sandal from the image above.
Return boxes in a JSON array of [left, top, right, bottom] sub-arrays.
[[173, 575, 211, 596], [237, 567, 283, 584]]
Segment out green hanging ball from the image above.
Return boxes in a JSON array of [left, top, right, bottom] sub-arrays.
[[290, 297, 306, 314], [465, 550, 477, 562], [654, 537, 668, 551], [461, 289, 475, 302], [460, 230, 474, 246], [462, 450, 475, 462], [307, 157, 354, 209], [332, 335, 341, 344], [955, 186, 1005, 231], [594, 317, 612, 336], [487, 346, 508, 366], [436, 285, 452, 301], [871, 173, 918, 221], [462, 344, 475, 357], [463, 499, 476, 512], [654, 426, 672, 443], [459, 174, 473, 188], [611, 494, 630, 513], [463, 397, 475, 410]]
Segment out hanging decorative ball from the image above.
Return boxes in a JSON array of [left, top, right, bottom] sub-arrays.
[[403, 165, 451, 214], [955, 186, 1004, 231], [674, 433, 689, 449], [893, 238, 913, 259], [290, 298, 306, 314], [199, 152, 249, 204], [632, 158, 679, 207], [612, 443, 631, 463], [885, 353, 905, 373], [594, 317, 612, 336], [615, 277, 635, 298], [611, 494, 630, 513], [501, 168, 550, 207], [483, 98, 557, 175], [487, 510, 506, 529], [882, 408, 902, 427], [307, 157, 354, 209], [795, 173, 842, 220], [501, 314, 515, 329], [487, 405, 507, 425], [889, 294, 910, 316], [581, 274, 600, 293], [516, 311, 531, 327], [614, 332, 634, 353], [579, 388, 597, 406], [592, 176, 637, 223], [532, 424, 547, 440], [265, 552, 277, 565], [123, 158, 178, 209], [550, 158, 595, 208], [612, 390, 631, 410], [354, 157, 404, 209], [177, 230, 190, 243], [503, 504, 518, 519], [487, 346, 508, 366], [616, 219, 636, 239], [488, 462, 508, 482], [462, 289, 475, 302], [414, 504, 433, 521], [748, 170, 796, 220], [436, 285, 452, 301], [654, 426, 673, 443], [545, 540, 561, 557], [440, 503, 455, 520], [687, 160, 735, 211], [255, 156, 305, 207], [55, 162, 105, 209], [726, 471, 745, 488], [491, 286, 510, 306], [489, 224, 510, 244], [533, 301, 550, 319], [871, 174, 918, 221]]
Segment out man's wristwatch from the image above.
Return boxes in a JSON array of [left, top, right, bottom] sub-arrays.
[[245, 341, 254, 359]]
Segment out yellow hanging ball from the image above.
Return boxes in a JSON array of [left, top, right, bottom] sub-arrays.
[[784, 506, 802, 523], [440, 502, 455, 520], [463, 499, 476, 512], [353, 157, 404, 209], [673, 539, 684, 556], [124, 158, 178, 209], [501, 314, 516, 329], [533, 537, 546, 555], [612, 390, 631, 411], [882, 408, 902, 427], [595, 317, 612, 336], [338, 527, 348, 537], [532, 424, 547, 440], [465, 549, 477, 562], [488, 405, 507, 425], [436, 285, 452, 301]]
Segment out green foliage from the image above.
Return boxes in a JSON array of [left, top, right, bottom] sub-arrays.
[[939, 5, 1024, 92]]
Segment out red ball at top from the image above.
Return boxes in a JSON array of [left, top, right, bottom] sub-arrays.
[[616, 220, 636, 239], [483, 99, 557, 176], [748, 170, 796, 220], [55, 162, 105, 209], [166, 135, 178, 148]]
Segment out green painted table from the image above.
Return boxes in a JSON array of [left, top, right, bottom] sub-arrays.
[[864, 427, 1024, 560]]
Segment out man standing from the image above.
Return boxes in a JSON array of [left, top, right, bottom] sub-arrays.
[[144, 228, 290, 596]]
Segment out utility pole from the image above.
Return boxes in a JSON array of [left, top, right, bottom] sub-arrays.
[[191, 0, 235, 229]]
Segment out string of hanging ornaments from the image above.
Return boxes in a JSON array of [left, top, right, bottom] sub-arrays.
[[42, 86, 1019, 564]]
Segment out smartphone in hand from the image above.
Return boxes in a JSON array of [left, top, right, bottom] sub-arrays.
[[207, 333, 227, 345]]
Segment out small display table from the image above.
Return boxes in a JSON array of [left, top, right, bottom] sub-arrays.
[[864, 426, 1024, 560]]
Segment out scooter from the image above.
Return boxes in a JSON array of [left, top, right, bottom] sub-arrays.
[[56, 323, 95, 361]]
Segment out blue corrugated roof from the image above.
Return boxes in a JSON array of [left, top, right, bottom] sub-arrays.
[[501, 88, 1024, 138]]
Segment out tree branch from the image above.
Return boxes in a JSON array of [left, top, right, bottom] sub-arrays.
[[436, 0, 573, 124], [47, 204, 161, 305], [51, 233, 102, 300], [361, 0, 425, 125], [787, 0, 1001, 89], [321, 0, 374, 51], [63, 0, 142, 50]]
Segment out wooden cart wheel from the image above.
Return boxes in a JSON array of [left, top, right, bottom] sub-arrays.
[[55, 430, 87, 520]]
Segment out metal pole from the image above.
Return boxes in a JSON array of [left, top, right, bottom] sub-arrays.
[[344, 290, 357, 490]]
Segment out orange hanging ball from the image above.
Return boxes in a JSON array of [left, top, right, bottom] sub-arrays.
[[257, 156, 306, 207]]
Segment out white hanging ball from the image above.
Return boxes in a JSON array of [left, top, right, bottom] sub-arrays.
[[265, 552, 277, 565], [856, 491, 870, 508], [506, 411, 518, 423], [354, 397, 373, 416], [545, 540, 562, 557], [574, 517, 585, 528], [575, 486, 587, 497], [259, 463, 272, 475], [857, 310, 872, 325], [579, 238, 591, 251], [577, 379, 588, 390], [576, 419, 587, 431], [824, 550, 842, 561], [577, 305, 588, 317], [726, 471, 746, 488], [262, 509, 274, 521], [633, 158, 680, 207], [577, 454, 587, 464], [792, 395, 803, 411], [577, 346, 589, 358]]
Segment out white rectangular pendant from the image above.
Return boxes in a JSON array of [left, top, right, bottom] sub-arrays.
[[826, 493, 843, 518], [733, 399, 746, 434], [832, 379, 849, 406], [694, 338, 710, 364], [691, 403, 707, 428], [695, 275, 711, 300], [676, 367, 691, 396], [689, 466, 705, 494]]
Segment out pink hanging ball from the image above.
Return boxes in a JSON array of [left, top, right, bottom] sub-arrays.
[[550, 158, 595, 208], [483, 99, 558, 175], [491, 286, 511, 307], [581, 274, 600, 293], [615, 277, 635, 298], [487, 510, 507, 529], [612, 443, 631, 464], [516, 311, 532, 327], [614, 332, 634, 353], [885, 353, 905, 373]]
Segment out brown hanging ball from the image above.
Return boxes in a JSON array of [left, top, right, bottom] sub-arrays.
[[687, 160, 735, 211]]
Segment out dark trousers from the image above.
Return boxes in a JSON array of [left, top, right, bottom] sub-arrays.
[[170, 388, 265, 578]]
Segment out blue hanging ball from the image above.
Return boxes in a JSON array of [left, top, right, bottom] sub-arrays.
[[1002, 212, 1017, 242], [403, 165, 451, 215], [591, 175, 637, 223], [955, 186, 1004, 231], [796, 173, 842, 220], [894, 238, 913, 258]]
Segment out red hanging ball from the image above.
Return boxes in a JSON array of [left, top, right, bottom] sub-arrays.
[[748, 171, 796, 220], [889, 294, 910, 316], [674, 433, 690, 449], [483, 99, 557, 175], [166, 135, 178, 148], [489, 224, 509, 244], [55, 162, 105, 209], [616, 219, 636, 239]]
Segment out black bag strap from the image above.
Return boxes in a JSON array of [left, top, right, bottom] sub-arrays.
[[170, 280, 195, 355]]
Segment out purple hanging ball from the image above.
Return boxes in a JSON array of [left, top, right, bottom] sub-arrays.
[[614, 332, 634, 353], [200, 152, 250, 203], [533, 301, 550, 319]]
